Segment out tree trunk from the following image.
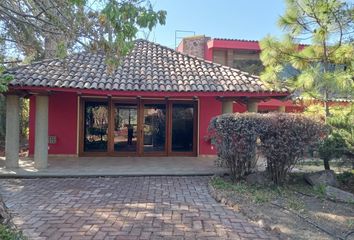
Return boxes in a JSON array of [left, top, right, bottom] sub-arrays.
[[324, 101, 330, 121], [323, 90, 330, 123], [323, 158, 331, 170]]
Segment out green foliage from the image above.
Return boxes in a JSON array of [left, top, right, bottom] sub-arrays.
[[0, 0, 167, 65], [0, 224, 26, 240], [20, 99, 29, 139], [260, 0, 354, 118], [319, 131, 346, 161], [310, 103, 354, 169], [313, 184, 327, 198], [328, 108, 354, 165], [210, 177, 277, 204], [0, 51, 13, 92], [55, 42, 68, 59], [0, 71, 12, 92], [93, 0, 166, 68], [337, 171, 354, 184], [211, 176, 248, 193]]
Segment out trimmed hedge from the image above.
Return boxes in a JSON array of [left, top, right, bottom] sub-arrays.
[[208, 113, 263, 181], [259, 113, 327, 184], [209, 113, 327, 184]]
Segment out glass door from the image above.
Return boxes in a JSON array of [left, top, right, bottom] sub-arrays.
[[83, 101, 109, 152], [170, 102, 196, 155], [80, 98, 197, 157], [142, 103, 167, 154], [113, 103, 138, 154]]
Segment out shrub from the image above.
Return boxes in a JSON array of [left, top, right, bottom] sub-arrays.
[[327, 105, 354, 169], [318, 130, 347, 170], [306, 103, 354, 170], [259, 113, 327, 185], [208, 113, 262, 181]]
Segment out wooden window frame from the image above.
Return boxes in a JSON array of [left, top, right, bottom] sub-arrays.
[[78, 97, 110, 157], [167, 100, 198, 157], [78, 96, 198, 157], [110, 99, 140, 157]]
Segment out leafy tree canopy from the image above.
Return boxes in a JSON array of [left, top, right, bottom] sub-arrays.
[[0, 0, 166, 63], [260, 0, 354, 117]]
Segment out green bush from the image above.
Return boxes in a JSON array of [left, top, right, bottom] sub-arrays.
[[259, 113, 327, 185], [208, 113, 262, 181], [307, 103, 354, 169], [319, 130, 347, 170], [327, 105, 354, 168]]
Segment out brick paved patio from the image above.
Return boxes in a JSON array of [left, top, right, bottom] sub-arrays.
[[0, 177, 277, 240]]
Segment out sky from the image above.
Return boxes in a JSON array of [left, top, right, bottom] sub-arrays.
[[143, 0, 287, 48]]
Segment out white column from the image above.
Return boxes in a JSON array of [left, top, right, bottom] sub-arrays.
[[247, 100, 258, 113], [34, 95, 48, 169], [222, 100, 233, 114], [5, 95, 20, 168]]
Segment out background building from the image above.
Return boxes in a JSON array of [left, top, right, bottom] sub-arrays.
[[177, 35, 303, 113]]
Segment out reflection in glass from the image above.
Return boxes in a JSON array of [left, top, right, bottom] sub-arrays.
[[172, 104, 194, 152], [143, 104, 166, 152], [114, 103, 138, 152], [84, 101, 108, 152]]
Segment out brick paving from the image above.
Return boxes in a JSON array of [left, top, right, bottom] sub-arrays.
[[0, 177, 277, 240]]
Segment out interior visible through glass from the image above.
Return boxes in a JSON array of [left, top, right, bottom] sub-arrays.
[[114, 103, 138, 152], [172, 103, 194, 152], [84, 101, 108, 152], [143, 104, 166, 152]]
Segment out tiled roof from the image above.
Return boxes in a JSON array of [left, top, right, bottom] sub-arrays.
[[8, 39, 287, 93]]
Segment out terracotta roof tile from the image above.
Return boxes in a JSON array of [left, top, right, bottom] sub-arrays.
[[7, 39, 286, 93]]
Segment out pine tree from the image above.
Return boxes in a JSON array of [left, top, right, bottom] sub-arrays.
[[260, 0, 354, 120]]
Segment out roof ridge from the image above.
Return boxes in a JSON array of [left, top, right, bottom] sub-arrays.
[[138, 39, 259, 78]]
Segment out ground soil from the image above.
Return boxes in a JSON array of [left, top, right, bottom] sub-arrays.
[[210, 175, 354, 240]]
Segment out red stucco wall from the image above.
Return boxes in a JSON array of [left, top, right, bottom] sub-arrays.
[[29, 92, 78, 155], [198, 97, 221, 155], [29, 93, 223, 156], [28, 91, 308, 157]]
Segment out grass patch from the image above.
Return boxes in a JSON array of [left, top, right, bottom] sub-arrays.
[[211, 176, 310, 211], [312, 184, 327, 199], [210, 176, 280, 204], [347, 219, 354, 229], [286, 196, 305, 212], [0, 224, 26, 240]]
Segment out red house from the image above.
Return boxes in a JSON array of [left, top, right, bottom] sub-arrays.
[[3, 39, 288, 169], [177, 36, 304, 113]]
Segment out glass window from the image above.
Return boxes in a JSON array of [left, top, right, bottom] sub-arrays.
[[114, 103, 138, 152], [171, 103, 194, 152], [143, 104, 166, 152], [84, 101, 108, 152]]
